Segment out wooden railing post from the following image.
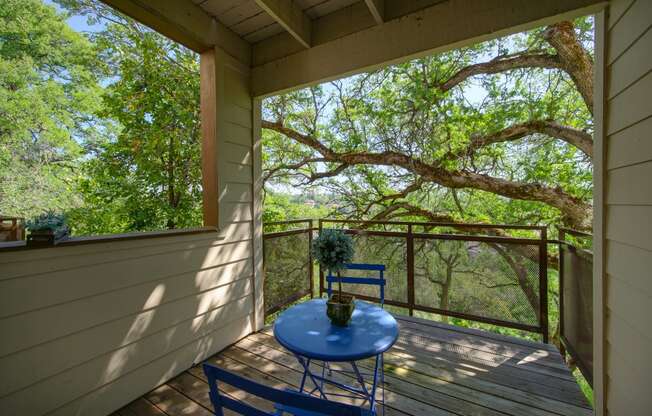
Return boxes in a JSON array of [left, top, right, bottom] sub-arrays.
[[308, 219, 314, 298], [407, 224, 415, 316], [318, 219, 324, 298], [540, 227, 549, 343], [558, 228, 566, 356]]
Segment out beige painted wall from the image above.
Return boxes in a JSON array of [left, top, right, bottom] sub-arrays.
[[601, 0, 652, 414], [0, 44, 259, 416]]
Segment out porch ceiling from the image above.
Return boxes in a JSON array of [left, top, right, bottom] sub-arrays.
[[101, 0, 607, 96]]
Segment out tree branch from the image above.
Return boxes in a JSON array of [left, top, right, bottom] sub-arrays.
[[436, 53, 563, 92], [543, 21, 594, 114], [263, 157, 326, 182], [262, 120, 591, 229], [458, 120, 593, 158]]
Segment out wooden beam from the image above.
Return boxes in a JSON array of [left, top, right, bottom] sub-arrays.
[[252, 0, 606, 97], [100, 0, 251, 63], [254, 0, 312, 48], [592, 9, 606, 416], [365, 0, 385, 24], [200, 49, 219, 227]]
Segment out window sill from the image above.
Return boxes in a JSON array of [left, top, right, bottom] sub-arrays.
[[0, 226, 221, 252]]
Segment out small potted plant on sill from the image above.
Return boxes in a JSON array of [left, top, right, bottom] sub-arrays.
[[312, 228, 355, 326], [26, 211, 70, 247]]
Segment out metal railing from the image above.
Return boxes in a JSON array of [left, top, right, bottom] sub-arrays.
[[262, 219, 549, 342], [558, 227, 593, 385], [262, 220, 314, 316]]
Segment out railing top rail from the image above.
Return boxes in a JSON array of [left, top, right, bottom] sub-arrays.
[[333, 228, 543, 244], [557, 227, 592, 238], [266, 218, 546, 232], [319, 218, 546, 231], [264, 219, 313, 226], [263, 228, 313, 238]]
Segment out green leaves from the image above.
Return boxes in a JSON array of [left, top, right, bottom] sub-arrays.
[[0, 0, 101, 219], [1, 0, 202, 235], [311, 229, 354, 273]]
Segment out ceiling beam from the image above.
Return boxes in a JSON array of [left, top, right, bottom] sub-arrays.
[[254, 0, 312, 48], [364, 0, 384, 25], [100, 0, 251, 64], [252, 0, 606, 97]]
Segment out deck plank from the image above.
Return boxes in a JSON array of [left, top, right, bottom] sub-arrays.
[[112, 317, 591, 416], [396, 316, 566, 368], [395, 314, 559, 352], [113, 398, 167, 416], [395, 323, 572, 376]]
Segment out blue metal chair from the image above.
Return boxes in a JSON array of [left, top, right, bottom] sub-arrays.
[[325, 263, 387, 415], [326, 263, 386, 306], [203, 363, 370, 416]]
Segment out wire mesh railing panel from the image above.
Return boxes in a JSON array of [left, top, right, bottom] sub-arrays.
[[413, 238, 541, 327], [263, 230, 312, 316], [336, 233, 408, 303], [561, 244, 593, 385], [266, 219, 548, 338]]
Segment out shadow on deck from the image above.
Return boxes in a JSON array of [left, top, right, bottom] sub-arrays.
[[112, 315, 591, 416]]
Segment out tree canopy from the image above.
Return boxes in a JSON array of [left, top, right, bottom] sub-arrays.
[[262, 18, 594, 231], [0, 0, 202, 234], [0, 0, 104, 218]]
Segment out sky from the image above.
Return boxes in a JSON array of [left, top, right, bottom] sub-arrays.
[[44, 0, 104, 32]]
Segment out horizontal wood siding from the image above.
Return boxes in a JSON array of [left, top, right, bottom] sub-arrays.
[[604, 0, 652, 414], [0, 44, 256, 415]]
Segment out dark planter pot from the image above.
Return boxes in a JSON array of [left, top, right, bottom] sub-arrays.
[[27, 230, 55, 247], [326, 294, 355, 326], [27, 229, 68, 247]]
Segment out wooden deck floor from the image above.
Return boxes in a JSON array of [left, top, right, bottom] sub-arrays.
[[112, 315, 592, 416]]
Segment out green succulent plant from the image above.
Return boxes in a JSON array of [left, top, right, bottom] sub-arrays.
[[26, 211, 70, 240], [311, 229, 354, 301]]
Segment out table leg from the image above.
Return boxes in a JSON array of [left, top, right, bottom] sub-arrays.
[[295, 354, 328, 399], [350, 361, 371, 403], [368, 354, 381, 414]]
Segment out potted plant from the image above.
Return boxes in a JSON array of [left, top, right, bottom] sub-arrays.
[[312, 229, 355, 326], [26, 211, 70, 247]]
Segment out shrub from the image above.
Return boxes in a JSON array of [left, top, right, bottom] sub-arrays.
[[26, 211, 69, 239]]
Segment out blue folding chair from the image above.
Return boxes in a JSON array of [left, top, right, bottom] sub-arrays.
[[203, 363, 370, 416], [326, 263, 386, 305], [325, 263, 387, 415]]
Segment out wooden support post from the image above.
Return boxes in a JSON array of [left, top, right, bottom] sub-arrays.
[[200, 49, 219, 228], [253, 98, 265, 330], [407, 224, 415, 316]]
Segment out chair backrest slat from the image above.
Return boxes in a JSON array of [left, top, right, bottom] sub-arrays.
[[203, 364, 365, 416], [326, 263, 386, 305]]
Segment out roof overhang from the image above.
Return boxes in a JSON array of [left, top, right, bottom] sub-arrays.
[[100, 0, 607, 97]]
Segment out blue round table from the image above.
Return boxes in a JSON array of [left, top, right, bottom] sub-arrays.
[[273, 299, 399, 414]]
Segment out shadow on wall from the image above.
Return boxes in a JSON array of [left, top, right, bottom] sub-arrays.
[[0, 226, 255, 415]]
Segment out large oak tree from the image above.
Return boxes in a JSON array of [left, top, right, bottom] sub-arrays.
[[262, 18, 594, 231]]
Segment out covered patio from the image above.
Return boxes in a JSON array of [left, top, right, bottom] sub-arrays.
[[2, 0, 650, 415]]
